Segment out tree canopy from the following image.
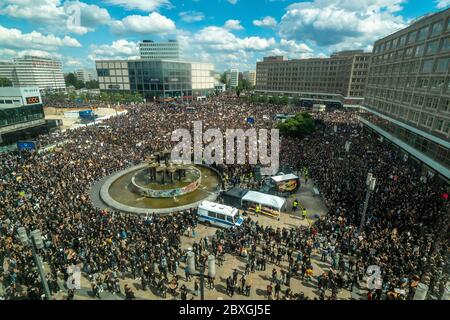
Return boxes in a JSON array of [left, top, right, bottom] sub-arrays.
[[0, 77, 13, 87], [277, 112, 316, 137]]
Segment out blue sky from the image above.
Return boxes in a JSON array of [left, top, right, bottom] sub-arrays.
[[0, 0, 448, 72]]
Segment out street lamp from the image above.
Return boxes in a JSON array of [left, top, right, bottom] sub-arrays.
[[359, 173, 376, 233], [17, 227, 51, 300], [187, 252, 215, 300]]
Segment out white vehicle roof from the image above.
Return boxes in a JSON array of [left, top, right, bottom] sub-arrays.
[[198, 201, 238, 216], [271, 173, 298, 182], [241, 191, 286, 211]]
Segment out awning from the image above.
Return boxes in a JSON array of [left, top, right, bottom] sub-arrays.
[[241, 191, 286, 211], [270, 174, 298, 182]]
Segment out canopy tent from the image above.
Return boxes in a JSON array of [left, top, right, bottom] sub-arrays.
[[270, 173, 298, 182], [222, 187, 248, 209], [241, 191, 286, 212]]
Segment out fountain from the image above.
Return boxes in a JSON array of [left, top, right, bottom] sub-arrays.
[[95, 152, 222, 215]]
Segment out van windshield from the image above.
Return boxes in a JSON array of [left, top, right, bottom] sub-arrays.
[[234, 213, 244, 225]]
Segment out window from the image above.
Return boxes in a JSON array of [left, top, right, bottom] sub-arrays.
[[399, 35, 407, 47], [208, 211, 217, 218], [226, 216, 233, 223], [426, 40, 439, 55], [418, 26, 429, 41], [421, 59, 434, 73], [414, 44, 424, 57], [435, 118, 444, 131], [436, 58, 450, 73], [216, 213, 225, 221], [408, 31, 417, 44], [431, 21, 444, 36]]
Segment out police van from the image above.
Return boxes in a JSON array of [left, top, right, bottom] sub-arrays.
[[197, 201, 244, 229]]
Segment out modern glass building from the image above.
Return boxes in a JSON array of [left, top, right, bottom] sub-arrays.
[[139, 40, 180, 60], [0, 87, 48, 145], [363, 8, 450, 181], [96, 59, 215, 101]]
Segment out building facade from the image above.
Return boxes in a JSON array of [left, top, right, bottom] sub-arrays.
[[243, 71, 256, 87], [139, 40, 180, 60], [0, 87, 49, 145], [74, 69, 98, 83], [226, 69, 239, 88], [255, 51, 371, 105], [0, 56, 66, 92], [96, 59, 215, 100], [363, 8, 450, 180]]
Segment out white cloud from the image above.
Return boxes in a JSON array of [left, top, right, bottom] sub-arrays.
[[110, 12, 176, 34], [436, 0, 450, 8], [90, 39, 139, 60], [278, 0, 407, 51], [104, 0, 170, 11], [227, 0, 238, 4], [179, 11, 205, 23], [0, 48, 63, 60], [0, 0, 65, 24], [0, 1, 111, 35], [0, 25, 81, 52], [253, 16, 278, 28], [224, 19, 244, 30], [280, 39, 313, 53], [194, 26, 275, 52]]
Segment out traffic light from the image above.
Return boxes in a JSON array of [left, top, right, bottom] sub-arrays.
[[31, 229, 44, 250], [17, 227, 29, 246]]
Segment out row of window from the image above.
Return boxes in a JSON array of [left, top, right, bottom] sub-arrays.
[[374, 17, 450, 54], [372, 37, 450, 64], [0, 99, 20, 104]]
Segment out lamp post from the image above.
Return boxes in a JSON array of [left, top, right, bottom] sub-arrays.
[[187, 253, 215, 300], [359, 173, 376, 233], [17, 227, 51, 300]]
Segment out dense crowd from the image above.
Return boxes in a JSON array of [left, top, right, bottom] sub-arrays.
[[0, 95, 448, 300]]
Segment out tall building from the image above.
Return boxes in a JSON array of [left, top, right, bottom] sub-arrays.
[[226, 68, 239, 88], [74, 69, 98, 83], [96, 59, 215, 100], [0, 56, 65, 91], [362, 8, 450, 180], [139, 40, 180, 60], [255, 51, 371, 106], [243, 71, 256, 87]]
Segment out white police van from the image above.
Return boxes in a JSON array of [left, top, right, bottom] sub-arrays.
[[197, 201, 244, 229]]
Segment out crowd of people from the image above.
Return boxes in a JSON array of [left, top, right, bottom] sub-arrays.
[[0, 94, 448, 300]]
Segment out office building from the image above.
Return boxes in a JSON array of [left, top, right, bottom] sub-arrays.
[[226, 69, 239, 88], [362, 8, 450, 180], [96, 59, 215, 100], [74, 69, 98, 83], [0, 56, 65, 92], [139, 40, 180, 60], [243, 71, 256, 87], [214, 82, 226, 93], [0, 87, 52, 145], [255, 51, 371, 106]]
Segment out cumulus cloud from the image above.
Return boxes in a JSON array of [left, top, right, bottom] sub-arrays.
[[224, 19, 244, 30], [253, 16, 277, 28], [435, 0, 450, 8], [278, 0, 407, 51], [0, 0, 111, 35], [179, 11, 205, 23], [104, 0, 171, 11], [0, 25, 81, 51], [194, 26, 275, 52], [110, 12, 176, 34], [90, 39, 139, 60]]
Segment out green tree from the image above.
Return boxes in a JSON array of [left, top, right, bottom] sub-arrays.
[[277, 112, 316, 137], [220, 72, 227, 84], [0, 77, 12, 87], [85, 80, 99, 89]]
